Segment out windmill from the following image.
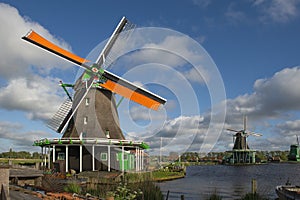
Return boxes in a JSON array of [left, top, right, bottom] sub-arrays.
[[288, 135, 300, 161], [226, 116, 262, 164], [23, 17, 166, 172]]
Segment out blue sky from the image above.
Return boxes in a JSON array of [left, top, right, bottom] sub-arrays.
[[0, 0, 300, 154]]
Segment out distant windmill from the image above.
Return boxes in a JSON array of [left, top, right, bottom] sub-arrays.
[[227, 116, 262, 150], [226, 116, 262, 164]]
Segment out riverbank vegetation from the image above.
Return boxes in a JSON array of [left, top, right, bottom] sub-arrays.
[[207, 192, 269, 200], [169, 150, 290, 164], [67, 179, 163, 200]]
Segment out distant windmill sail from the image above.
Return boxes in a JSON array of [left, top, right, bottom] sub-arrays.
[[22, 17, 166, 133]]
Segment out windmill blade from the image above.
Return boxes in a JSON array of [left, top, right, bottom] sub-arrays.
[[226, 128, 241, 133], [22, 30, 88, 67], [47, 99, 73, 132], [95, 16, 129, 67], [243, 115, 247, 131], [247, 132, 262, 137], [101, 70, 166, 110]]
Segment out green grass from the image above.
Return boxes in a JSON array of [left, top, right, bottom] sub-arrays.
[[64, 181, 82, 194], [152, 170, 185, 181]]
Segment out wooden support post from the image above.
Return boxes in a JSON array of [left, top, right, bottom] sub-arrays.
[[79, 145, 82, 172], [251, 179, 257, 194], [40, 147, 43, 168], [137, 148, 140, 171], [92, 145, 95, 171], [135, 147, 138, 172], [122, 146, 124, 173], [48, 146, 50, 169], [65, 145, 69, 173], [108, 145, 111, 172], [141, 149, 144, 171], [52, 145, 55, 163]]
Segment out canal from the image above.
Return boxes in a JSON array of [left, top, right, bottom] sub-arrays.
[[157, 163, 300, 199]]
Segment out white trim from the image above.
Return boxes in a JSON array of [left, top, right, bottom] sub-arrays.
[[66, 145, 69, 172], [92, 145, 95, 171], [108, 146, 111, 172], [52, 145, 55, 163], [79, 145, 82, 172]]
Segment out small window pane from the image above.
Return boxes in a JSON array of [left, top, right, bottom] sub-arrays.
[[105, 130, 110, 139], [85, 98, 90, 106], [101, 153, 107, 161], [58, 153, 65, 160]]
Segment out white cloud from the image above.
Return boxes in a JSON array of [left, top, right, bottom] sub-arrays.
[[0, 3, 75, 122], [183, 67, 206, 83], [277, 120, 300, 136], [0, 76, 63, 121], [226, 66, 300, 118], [129, 106, 166, 121], [0, 3, 73, 80], [143, 35, 205, 66]]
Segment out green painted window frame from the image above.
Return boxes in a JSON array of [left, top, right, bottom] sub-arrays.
[[101, 152, 108, 161]]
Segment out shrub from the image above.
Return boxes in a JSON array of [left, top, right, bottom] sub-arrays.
[[64, 181, 81, 194]]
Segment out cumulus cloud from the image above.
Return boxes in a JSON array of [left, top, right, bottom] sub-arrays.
[[130, 115, 206, 154], [226, 67, 300, 118], [0, 76, 63, 121], [129, 106, 166, 121], [276, 120, 300, 136], [0, 3, 75, 122], [0, 3, 73, 80]]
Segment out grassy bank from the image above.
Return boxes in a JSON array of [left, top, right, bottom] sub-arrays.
[[152, 170, 185, 181]]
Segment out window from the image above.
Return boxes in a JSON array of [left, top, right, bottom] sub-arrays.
[[58, 152, 65, 160], [101, 153, 107, 161], [84, 116, 88, 125], [85, 98, 90, 106], [105, 130, 110, 139]]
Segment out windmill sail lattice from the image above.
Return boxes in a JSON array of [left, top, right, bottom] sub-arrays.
[[47, 99, 73, 132]]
